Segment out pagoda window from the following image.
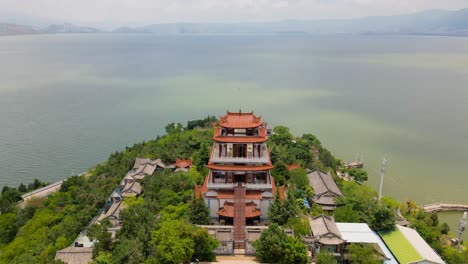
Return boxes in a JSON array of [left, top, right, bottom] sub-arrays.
[[221, 129, 226, 136], [247, 173, 253, 183], [227, 172, 233, 183], [214, 172, 225, 183], [227, 144, 233, 158], [255, 173, 266, 184], [254, 129, 260, 136], [246, 128, 254, 136], [247, 144, 253, 158]]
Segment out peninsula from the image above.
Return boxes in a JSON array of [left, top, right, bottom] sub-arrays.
[[0, 112, 467, 264]]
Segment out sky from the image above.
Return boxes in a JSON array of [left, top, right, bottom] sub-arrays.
[[1, 0, 468, 28]]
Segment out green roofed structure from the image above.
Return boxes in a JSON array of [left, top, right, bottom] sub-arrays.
[[380, 225, 445, 264]]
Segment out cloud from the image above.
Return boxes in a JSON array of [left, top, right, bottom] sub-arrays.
[[0, 0, 467, 28]]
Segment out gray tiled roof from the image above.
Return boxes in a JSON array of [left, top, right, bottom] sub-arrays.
[[307, 170, 343, 197], [309, 215, 345, 245]]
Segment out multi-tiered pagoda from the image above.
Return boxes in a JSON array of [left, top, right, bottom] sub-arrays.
[[196, 111, 283, 249]]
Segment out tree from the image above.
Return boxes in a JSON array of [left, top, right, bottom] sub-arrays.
[[1, 188, 22, 203], [271, 161, 288, 185], [87, 221, 113, 258], [150, 219, 195, 264], [371, 204, 395, 231], [165, 122, 183, 134], [334, 205, 360, 223], [315, 250, 338, 264], [285, 216, 311, 237], [347, 168, 368, 183], [191, 227, 219, 261], [254, 223, 309, 264], [289, 168, 309, 190], [111, 238, 145, 264], [254, 223, 288, 263], [345, 243, 380, 264], [18, 183, 27, 193], [187, 197, 210, 225], [269, 191, 299, 225], [281, 237, 309, 264], [270, 126, 294, 146], [91, 251, 113, 264], [318, 148, 337, 170], [439, 222, 450, 235], [0, 213, 17, 244]]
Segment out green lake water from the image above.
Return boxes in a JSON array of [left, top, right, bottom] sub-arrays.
[[0, 34, 467, 233]]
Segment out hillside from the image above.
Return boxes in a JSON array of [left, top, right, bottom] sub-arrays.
[[2, 8, 468, 37]]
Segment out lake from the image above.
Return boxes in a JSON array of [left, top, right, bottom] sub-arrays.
[[1, 34, 467, 227]]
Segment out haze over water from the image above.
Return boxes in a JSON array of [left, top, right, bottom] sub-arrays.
[[1, 34, 467, 210]]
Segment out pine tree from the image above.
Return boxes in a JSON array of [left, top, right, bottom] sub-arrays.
[[187, 197, 210, 225]]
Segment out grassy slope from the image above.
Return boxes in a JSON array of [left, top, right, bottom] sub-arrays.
[[380, 229, 422, 263]]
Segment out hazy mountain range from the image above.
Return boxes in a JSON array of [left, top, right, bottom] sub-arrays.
[[2, 8, 468, 36]]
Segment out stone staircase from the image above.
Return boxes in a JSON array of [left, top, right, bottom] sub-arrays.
[[233, 183, 246, 250]]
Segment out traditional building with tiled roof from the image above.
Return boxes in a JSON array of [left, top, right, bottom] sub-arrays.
[[307, 170, 343, 211], [195, 111, 280, 251]]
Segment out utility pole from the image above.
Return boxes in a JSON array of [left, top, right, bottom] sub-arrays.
[[457, 211, 467, 249], [378, 158, 387, 201]]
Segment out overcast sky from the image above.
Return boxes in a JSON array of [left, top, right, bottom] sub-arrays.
[[1, 0, 468, 28]]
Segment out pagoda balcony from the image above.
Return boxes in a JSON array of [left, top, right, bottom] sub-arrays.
[[207, 173, 273, 191], [210, 148, 270, 164], [207, 182, 273, 191]]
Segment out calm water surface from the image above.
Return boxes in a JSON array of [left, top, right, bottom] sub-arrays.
[[1, 35, 467, 214]]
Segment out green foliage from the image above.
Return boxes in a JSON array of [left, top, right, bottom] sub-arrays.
[[150, 219, 218, 264], [282, 236, 309, 264], [285, 216, 311, 237], [192, 227, 219, 262], [380, 196, 399, 210], [269, 191, 299, 225], [336, 181, 395, 231], [186, 166, 204, 185], [0, 213, 16, 244], [270, 126, 294, 146], [117, 204, 157, 256], [345, 243, 380, 264], [345, 168, 368, 183], [185, 115, 217, 130], [254, 224, 308, 264], [187, 197, 210, 225], [91, 251, 113, 264], [315, 250, 338, 264], [271, 161, 288, 185], [334, 205, 360, 223], [253, 223, 289, 262], [289, 168, 309, 190], [302, 185, 315, 200], [112, 237, 145, 264], [318, 148, 338, 170], [0, 171, 118, 264], [88, 221, 113, 258], [151, 219, 195, 264], [439, 222, 450, 235]]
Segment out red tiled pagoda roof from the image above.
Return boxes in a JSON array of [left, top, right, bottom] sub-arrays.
[[218, 201, 262, 218], [271, 177, 286, 200], [207, 164, 274, 171], [287, 163, 301, 171], [195, 175, 209, 198], [176, 158, 192, 168], [218, 111, 264, 128]]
